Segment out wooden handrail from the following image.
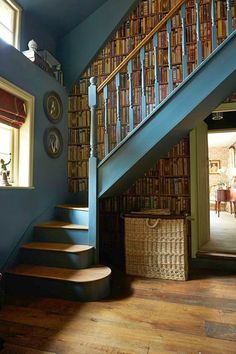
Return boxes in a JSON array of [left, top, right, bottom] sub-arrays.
[[97, 0, 187, 93]]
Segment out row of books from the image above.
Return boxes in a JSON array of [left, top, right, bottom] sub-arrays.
[[124, 176, 189, 196], [68, 109, 106, 128], [68, 111, 90, 128], [166, 138, 190, 157], [68, 144, 105, 161], [68, 145, 90, 161], [69, 128, 90, 145], [159, 177, 190, 195], [126, 177, 159, 195], [68, 126, 120, 146], [68, 178, 88, 193], [68, 161, 88, 178], [69, 95, 88, 112], [69, 79, 89, 96], [131, 0, 178, 19], [99, 195, 190, 214], [159, 157, 190, 176]]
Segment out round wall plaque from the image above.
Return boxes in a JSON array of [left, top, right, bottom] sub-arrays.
[[44, 127, 63, 158], [43, 91, 63, 123]]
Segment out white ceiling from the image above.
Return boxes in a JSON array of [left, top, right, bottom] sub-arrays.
[[208, 131, 236, 148]]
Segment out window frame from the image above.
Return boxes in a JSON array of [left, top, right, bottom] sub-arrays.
[[0, 0, 22, 49], [0, 76, 34, 188]]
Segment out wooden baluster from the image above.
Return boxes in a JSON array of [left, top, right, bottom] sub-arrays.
[[140, 47, 146, 120], [115, 73, 122, 143], [181, 4, 188, 80], [153, 33, 160, 106], [103, 85, 109, 156], [88, 77, 98, 260], [211, 0, 217, 51], [226, 0, 233, 35], [167, 19, 173, 93], [128, 60, 134, 132], [196, 0, 203, 65]]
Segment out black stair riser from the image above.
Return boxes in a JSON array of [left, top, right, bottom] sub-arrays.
[[5, 274, 110, 302], [20, 248, 94, 269], [34, 228, 89, 244], [55, 208, 88, 226]]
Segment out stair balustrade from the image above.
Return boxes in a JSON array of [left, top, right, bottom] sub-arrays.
[[89, 0, 235, 160]]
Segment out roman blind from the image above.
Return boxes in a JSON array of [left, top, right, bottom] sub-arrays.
[[0, 87, 27, 128]]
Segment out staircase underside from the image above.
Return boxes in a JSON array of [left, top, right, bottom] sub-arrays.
[[98, 31, 236, 198]]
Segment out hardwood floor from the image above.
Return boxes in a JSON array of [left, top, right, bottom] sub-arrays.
[[1, 267, 236, 353]]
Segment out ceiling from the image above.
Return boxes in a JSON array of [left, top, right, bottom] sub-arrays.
[[17, 0, 108, 38], [208, 131, 236, 148]]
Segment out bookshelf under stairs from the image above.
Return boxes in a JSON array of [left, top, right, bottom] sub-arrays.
[[5, 205, 111, 301]]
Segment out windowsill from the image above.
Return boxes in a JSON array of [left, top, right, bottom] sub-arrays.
[[0, 186, 35, 190]]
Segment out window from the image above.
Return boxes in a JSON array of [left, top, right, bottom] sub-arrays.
[[0, 0, 21, 48], [0, 77, 34, 188], [0, 123, 14, 183]]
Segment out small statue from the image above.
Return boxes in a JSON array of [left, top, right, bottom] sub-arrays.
[[0, 157, 11, 186], [28, 39, 38, 52]]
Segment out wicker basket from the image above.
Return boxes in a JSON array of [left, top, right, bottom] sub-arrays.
[[124, 215, 188, 280]]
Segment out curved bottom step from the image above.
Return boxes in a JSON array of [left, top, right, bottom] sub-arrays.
[[6, 264, 111, 302]]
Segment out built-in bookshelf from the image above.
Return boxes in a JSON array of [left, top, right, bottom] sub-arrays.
[[99, 136, 191, 266], [68, 0, 235, 193]]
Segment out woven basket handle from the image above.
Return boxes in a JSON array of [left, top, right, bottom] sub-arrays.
[[145, 218, 160, 229]]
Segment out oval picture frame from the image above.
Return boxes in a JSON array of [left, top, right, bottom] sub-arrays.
[[44, 127, 63, 158], [43, 91, 63, 123]]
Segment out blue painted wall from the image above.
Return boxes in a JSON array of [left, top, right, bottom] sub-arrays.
[[0, 0, 141, 269], [57, 0, 139, 89], [0, 39, 69, 270], [20, 11, 57, 54]]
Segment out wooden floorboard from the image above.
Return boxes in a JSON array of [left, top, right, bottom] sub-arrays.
[[1, 268, 236, 353]]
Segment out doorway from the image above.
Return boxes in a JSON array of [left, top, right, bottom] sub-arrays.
[[200, 130, 236, 254]]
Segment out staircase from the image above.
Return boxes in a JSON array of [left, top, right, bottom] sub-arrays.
[[4, 0, 236, 300], [5, 205, 111, 301]]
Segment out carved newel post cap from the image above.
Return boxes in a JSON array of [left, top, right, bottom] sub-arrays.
[[28, 39, 38, 51], [90, 77, 97, 85]]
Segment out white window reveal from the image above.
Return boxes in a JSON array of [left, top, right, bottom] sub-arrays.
[[0, 0, 21, 48]]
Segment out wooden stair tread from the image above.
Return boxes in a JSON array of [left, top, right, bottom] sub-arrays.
[[56, 204, 88, 211], [35, 221, 88, 230], [7, 264, 111, 283], [21, 242, 93, 253]]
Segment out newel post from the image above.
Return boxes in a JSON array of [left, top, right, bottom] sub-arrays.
[[88, 77, 99, 261]]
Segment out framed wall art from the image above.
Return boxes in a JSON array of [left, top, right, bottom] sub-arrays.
[[44, 127, 63, 158], [209, 160, 220, 174], [43, 91, 63, 123]]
